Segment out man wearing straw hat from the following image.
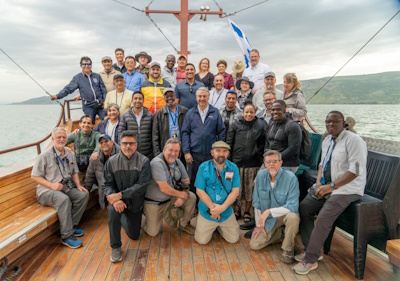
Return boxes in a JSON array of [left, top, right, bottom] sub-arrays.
[[231, 59, 246, 91]]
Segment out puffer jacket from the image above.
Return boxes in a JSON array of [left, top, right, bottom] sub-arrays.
[[284, 89, 307, 121], [226, 116, 265, 168], [118, 107, 154, 159], [102, 150, 151, 212], [152, 104, 188, 156], [140, 77, 171, 114]]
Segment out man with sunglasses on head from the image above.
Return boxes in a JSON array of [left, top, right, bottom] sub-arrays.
[[292, 111, 367, 275], [102, 130, 151, 263], [51, 56, 107, 124], [175, 63, 205, 110]]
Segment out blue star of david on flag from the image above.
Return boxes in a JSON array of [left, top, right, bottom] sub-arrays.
[[228, 19, 252, 67]]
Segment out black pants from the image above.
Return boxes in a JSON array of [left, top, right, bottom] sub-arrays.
[[190, 153, 212, 194], [299, 194, 361, 263], [108, 204, 142, 249]]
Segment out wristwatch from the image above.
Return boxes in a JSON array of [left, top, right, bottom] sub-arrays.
[[330, 182, 336, 189]]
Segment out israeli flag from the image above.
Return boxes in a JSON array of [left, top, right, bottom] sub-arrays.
[[228, 19, 252, 67]]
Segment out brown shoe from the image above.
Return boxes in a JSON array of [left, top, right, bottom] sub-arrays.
[[282, 250, 295, 264], [178, 221, 196, 235]]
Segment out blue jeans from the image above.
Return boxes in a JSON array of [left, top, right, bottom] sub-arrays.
[[83, 106, 104, 124]]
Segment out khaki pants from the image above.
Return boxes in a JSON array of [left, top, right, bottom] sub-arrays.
[[195, 212, 239, 245], [143, 191, 196, 237], [250, 212, 300, 251]]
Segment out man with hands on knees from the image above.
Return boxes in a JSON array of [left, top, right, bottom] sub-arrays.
[[292, 111, 367, 275], [250, 150, 300, 264], [102, 130, 151, 263], [194, 141, 240, 245], [31, 127, 89, 249]]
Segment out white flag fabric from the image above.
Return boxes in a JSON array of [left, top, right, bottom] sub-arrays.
[[228, 19, 252, 67]]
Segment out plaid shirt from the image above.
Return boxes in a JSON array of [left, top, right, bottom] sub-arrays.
[[219, 107, 242, 132]]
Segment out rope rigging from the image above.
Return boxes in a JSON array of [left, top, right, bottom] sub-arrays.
[[306, 9, 400, 103], [0, 48, 63, 106]]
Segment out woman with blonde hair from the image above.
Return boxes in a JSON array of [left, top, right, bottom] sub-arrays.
[[195, 58, 214, 90], [283, 73, 307, 121]]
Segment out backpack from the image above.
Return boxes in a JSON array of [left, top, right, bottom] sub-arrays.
[[285, 120, 311, 160]]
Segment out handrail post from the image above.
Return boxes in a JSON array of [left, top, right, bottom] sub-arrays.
[[36, 144, 41, 155], [66, 101, 71, 121]]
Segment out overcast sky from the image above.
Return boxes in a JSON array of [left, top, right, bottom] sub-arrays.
[[1, 0, 400, 103]]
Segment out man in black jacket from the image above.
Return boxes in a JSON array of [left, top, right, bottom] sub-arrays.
[[118, 91, 154, 159], [152, 88, 188, 158], [265, 100, 302, 173], [102, 131, 151, 263]]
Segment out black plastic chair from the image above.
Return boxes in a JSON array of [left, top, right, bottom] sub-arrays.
[[301, 150, 400, 279]]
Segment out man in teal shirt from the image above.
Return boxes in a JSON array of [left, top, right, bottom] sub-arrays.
[[194, 141, 240, 245], [250, 150, 300, 263], [66, 115, 100, 171]]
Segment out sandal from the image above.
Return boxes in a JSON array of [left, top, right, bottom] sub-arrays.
[[234, 205, 241, 220], [243, 212, 252, 223]]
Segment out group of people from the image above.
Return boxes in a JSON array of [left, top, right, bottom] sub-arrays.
[[32, 48, 368, 276]]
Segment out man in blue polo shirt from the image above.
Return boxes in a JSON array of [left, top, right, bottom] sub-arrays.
[[122, 56, 145, 92], [175, 63, 205, 109], [194, 141, 240, 245]]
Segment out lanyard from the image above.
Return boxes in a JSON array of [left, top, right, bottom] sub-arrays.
[[162, 156, 176, 183], [321, 137, 336, 184], [211, 90, 223, 107], [212, 161, 228, 195], [52, 147, 68, 176], [106, 120, 118, 141], [167, 105, 179, 127], [115, 91, 124, 108]]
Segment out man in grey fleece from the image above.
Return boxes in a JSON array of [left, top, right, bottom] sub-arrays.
[[102, 130, 151, 263]]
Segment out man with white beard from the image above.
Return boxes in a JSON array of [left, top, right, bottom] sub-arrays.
[[250, 150, 300, 264], [31, 127, 90, 249]]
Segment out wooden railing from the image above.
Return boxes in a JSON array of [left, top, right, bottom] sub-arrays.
[[0, 99, 80, 156]]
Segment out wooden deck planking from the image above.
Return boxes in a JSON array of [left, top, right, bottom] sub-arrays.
[[169, 229, 182, 281], [9, 207, 398, 281], [211, 234, 234, 281]]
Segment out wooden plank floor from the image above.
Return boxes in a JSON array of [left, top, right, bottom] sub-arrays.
[[8, 206, 398, 281]]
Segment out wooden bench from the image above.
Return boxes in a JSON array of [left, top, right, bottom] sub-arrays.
[[299, 150, 400, 279], [387, 239, 400, 273], [0, 164, 97, 264]]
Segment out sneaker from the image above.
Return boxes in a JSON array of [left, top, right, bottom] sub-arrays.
[[294, 252, 323, 262], [110, 248, 122, 263], [244, 229, 254, 239], [239, 220, 255, 230], [73, 228, 84, 237], [292, 260, 318, 275], [178, 221, 196, 235], [282, 250, 295, 264], [62, 236, 83, 249]]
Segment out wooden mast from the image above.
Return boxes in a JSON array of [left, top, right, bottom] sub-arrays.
[[145, 0, 223, 57]]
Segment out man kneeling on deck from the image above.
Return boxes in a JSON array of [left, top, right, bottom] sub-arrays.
[[194, 141, 240, 245], [292, 111, 367, 275], [250, 150, 300, 263], [143, 138, 196, 236], [31, 127, 90, 249], [102, 130, 151, 263]]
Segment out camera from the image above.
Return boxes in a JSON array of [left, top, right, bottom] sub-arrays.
[[61, 177, 76, 190], [174, 181, 189, 191], [308, 184, 331, 200], [93, 101, 103, 109]]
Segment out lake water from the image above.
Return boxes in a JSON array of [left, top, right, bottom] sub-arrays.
[[0, 104, 399, 169]]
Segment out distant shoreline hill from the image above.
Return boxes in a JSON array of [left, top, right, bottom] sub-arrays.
[[276, 71, 399, 104], [11, 71, 400, 105]]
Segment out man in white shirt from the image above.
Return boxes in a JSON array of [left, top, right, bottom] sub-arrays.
[[292, 111, 367, 275], [250, 150, 300, 264], [209, 74, 228, 110], [253, 72, 283, 114], [242, 49, 271, 93]]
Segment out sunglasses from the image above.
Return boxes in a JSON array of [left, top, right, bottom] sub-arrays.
[[189, 85, 193, 93], [81, 63, 92, 67], [121, 141, 137, 147]]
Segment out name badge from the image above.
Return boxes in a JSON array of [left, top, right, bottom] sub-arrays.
[[225, 171, 234, 181], [216, 194, 221, 201]]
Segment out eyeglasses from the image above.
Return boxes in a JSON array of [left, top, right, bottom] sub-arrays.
[[121, 141, 137, 146], [81, 63, 92, 67], [189, 85, 193, 93], [265, 160, 280, 164], [325, 119, 343, 124]]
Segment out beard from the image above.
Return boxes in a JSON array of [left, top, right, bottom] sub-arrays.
[[215, 156, 226, 165], [268, 169, 278, 177], [54, 143, 66, 151]]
